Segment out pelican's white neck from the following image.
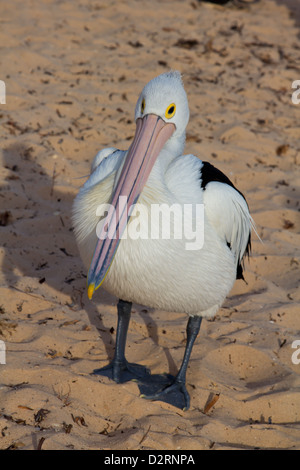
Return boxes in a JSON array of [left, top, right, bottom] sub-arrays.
[[148, 130, 186, 188], [165, 130, 186, 158]]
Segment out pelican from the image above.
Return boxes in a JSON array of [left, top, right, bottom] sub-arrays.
[[72, 71, 253, 410]]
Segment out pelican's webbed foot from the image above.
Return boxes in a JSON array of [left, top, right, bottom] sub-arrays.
[[94, 360, 150, 384], [138, 374, 190, 410]]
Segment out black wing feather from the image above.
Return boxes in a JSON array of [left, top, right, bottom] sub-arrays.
[[200, 161, 251, 280]]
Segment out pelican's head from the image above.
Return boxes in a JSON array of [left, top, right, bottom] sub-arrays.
[[87, 71, 189, 299], [134, 71, 189, 152]]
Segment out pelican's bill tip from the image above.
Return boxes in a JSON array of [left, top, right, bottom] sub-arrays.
[[87, 283, 95, 300]]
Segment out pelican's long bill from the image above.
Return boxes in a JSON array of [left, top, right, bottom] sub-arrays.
[[87, 114, 176, 299]]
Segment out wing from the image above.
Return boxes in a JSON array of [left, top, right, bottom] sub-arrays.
[[84, 147, 125, 191], [201, 161, 253, 280], [90, 147, 118, 173]]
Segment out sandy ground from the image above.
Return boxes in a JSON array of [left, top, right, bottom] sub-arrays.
[[0, 0, 300, 450]]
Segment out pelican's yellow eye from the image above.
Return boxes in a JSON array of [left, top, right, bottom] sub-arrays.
[[165, 103, 176, 119], [141, 98, 145, 114]]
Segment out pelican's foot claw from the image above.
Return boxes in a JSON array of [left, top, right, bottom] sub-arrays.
[[138, 374, 190, 410], [93, 361, 150, 384]]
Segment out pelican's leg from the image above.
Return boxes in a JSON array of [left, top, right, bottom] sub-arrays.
[[138, 315, 202, 410], [93, 299, 150, 383]]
